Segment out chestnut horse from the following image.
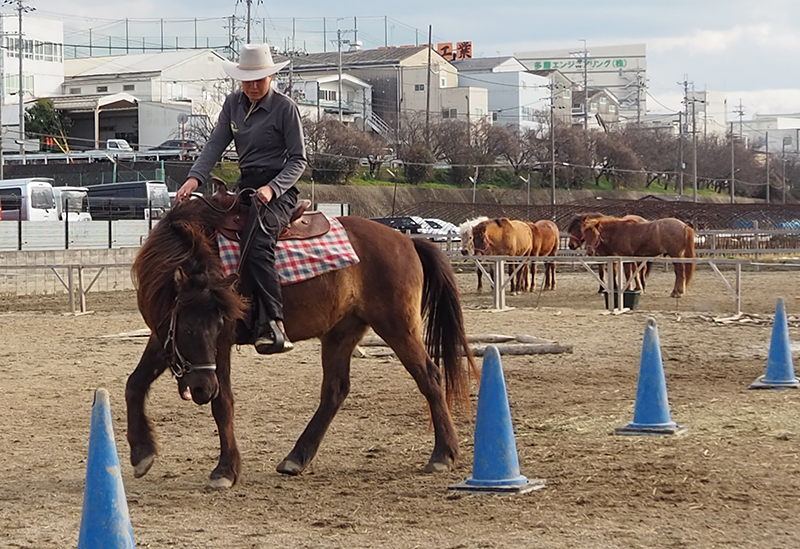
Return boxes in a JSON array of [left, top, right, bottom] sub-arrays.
[[458, 216, 490, 291], [472, 217, 533, 293], [126, 198, 476, 488], [567, 213, 649, 292], [526, 219, 560, 291], [581, 216, 695, 297]]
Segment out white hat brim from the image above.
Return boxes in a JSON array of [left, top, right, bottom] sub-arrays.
[[222, 59, 290, 81]]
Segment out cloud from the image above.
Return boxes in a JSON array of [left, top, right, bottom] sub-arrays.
[[650, 23, 800, 55]]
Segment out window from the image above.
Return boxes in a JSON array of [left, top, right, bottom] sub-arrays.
[[609, 105, 617, 113], [563, 89, 571, 99], [123, 84, 135, 91], [492, 112, 499, 122], [414, 84, 424, 92], [69, 87, 81, 95], [475, 108, 483, 117], [97, 86, 108, 93], [599, 96, 607, 105], [589, 102, 598, 112], [440, 77, 446, 87], [441, 107, 458, 119], [320, 89, 337, 101]]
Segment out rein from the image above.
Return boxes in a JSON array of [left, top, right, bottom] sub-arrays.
[[163, 297, 217, 378]]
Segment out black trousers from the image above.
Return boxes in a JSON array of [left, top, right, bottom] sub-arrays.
[[239, 171, 298, 326]]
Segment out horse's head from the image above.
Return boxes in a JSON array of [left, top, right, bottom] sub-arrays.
[[458, 216, 489, 255], [581, 219, 603, 255], [134, 199, 246, 406], [566, 215, 585, 250], [471, 220, 495, 255]]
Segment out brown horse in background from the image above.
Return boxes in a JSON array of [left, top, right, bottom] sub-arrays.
[[472, 217, 533, 293], [567, 212, 650, 292], [458, 216, 490, 291], [126, 198, 476, 489], [581, 216, 695, 297], [526, 219, 560, 291]]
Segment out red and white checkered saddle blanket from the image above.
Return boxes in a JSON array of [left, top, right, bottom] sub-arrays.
[[217, 217, 360, 285]]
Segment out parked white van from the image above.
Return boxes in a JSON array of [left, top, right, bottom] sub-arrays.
[[53, 186, 92, 221], [0, 178, 59, 221]]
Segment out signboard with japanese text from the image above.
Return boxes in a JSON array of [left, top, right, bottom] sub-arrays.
[[437, 43, 455, 60], [456, 41, 472, 59]]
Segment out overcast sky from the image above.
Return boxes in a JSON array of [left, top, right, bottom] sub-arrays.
[[26, 0, 800, 117]]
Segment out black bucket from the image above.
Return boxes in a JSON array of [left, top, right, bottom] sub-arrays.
[[603, 290, 641, 310]]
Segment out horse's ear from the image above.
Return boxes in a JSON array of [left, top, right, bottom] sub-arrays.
[[174, 267, 189, 289], [495, 218, 509, 227]]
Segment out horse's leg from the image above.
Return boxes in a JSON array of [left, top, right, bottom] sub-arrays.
[[207, 345, 240, 489], [671, 261, 685, 297], [371, 321, 459, 473], [126, 334, 169, 479], [530, 260, 538, 292], [597, 263, 605, 293], [277, 317, 367, 475]]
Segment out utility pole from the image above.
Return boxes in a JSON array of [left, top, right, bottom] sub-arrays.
[[549, 82, 559, 220], [581, 40, 588, 134], [677, 111, 684, 195], [733, 99, 745, 140], [765, 131, 770, 204], [691, 93, 697, 202], [337, 29, 343, 123], [425, 25, 431, 146], [5, 0, 35, 164], [730, 122, 735, 203], [332, 26, 353, 123], [245, 0, 251, 43]]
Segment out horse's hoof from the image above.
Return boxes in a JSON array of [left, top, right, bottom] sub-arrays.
[[423, 460, 451, 474], [133, 454, 155, 478], [277, 458, 304, 476], [206, 476, 234, 490]]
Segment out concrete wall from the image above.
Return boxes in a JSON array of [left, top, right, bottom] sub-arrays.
[[0, 247, 138, 296]]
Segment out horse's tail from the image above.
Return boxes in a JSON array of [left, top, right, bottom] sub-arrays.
[[413, 239, 477, 412], [684, 225, 696, 287]]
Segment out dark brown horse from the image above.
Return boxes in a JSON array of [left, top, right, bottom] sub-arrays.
[[126, 198, 476, 488], [526, 219, 560, 291], [581, 216, 696, 297], [472, 218, 533, 293]]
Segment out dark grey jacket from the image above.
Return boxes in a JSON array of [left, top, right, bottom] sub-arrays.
[[188, 88, 307, 198]]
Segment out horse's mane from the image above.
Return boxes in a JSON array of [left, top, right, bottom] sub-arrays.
[[132, 199, 245, 330]]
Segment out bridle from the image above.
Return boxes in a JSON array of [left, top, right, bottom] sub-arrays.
[[473, 233, 491, 254], [162, 296, 217, 378], [584, 231, 603, 253]]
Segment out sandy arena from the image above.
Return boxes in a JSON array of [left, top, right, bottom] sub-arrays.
[[2, 264, 800, 548]]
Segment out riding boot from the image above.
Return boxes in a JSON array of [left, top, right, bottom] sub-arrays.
[[240, 186, 298, 354]]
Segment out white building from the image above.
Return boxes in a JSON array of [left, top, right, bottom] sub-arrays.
[[452, 57, 549, 132], [275, 72, 374, 130], [60, 50, 230, 150], [0, 14, 65, 151], [515, 44, 646, 125]]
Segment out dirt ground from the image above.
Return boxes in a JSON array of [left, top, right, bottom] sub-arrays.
[[2, 264, 800, 548]]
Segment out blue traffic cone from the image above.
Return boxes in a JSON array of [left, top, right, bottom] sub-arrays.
[[615, 318, 686, 436], [77, 388, 136, 549], [749, 297, 799, 389], [449, 345, 545, 494]]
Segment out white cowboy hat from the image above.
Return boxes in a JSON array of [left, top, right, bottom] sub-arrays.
[[222, 44, 289, 81]]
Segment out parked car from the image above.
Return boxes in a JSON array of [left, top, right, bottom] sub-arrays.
[[146, 139, 201, 160], [370, 216, 424, 234], [421, 218, 460, 241]]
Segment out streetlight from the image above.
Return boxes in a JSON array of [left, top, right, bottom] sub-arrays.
[[387, 168, 398, 216], [469, 175, 476, 203]]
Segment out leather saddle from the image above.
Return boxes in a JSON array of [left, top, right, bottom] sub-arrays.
[[211, 177, 330, 243]]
